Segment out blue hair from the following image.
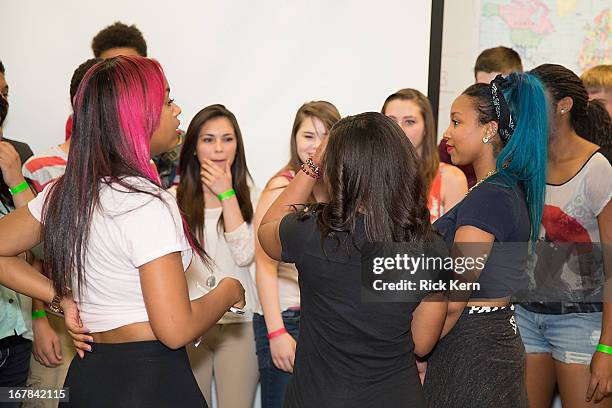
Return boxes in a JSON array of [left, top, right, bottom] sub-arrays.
[[463, 72, 548, 242], [497, 72, 548, 242]]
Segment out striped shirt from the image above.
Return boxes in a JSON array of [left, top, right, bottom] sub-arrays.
[[22, 145, 68, 193]]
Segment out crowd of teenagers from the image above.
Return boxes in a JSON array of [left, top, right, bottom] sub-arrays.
[[0, 21, 610, 408]]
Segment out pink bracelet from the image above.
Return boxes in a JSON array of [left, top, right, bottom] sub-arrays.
[[267, 327, 288, 340]]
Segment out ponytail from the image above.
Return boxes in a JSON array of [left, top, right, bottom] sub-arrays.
[[496, 72, 548, 241], [574, 99, 612, 150], [462, 73, 548, 242]]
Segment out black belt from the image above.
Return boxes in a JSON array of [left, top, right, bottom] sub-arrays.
[[521, 302, 603, 314]]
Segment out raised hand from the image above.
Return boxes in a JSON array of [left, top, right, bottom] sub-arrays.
[[200, 158, 233, 196], [0, 141, 25, 187]]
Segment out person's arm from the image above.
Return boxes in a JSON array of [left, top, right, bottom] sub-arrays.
[[440, 226, 494, 337], [139, 251, 245, 349], [259, 137, 327, 261], [224, 187, 258, 267], [411, 292, 448, 356], [225, 222, 255, 267], [254, 177, 297, 372], [201, 158, 245, 233], [7, 184, 34, 208], [441, 165, 468, 212], [0, 256, 54, 305], [1, 141, 63, 366], [0, 141, 35, 205], [258, 169, 318, 261], [31, 260, 63, 368], [1, 146, 63, 367], [0, 205, 42, 256], [587, 201, 612, 403], [0, 255, 88, 359]]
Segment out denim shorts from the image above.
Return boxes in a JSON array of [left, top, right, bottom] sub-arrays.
[[515, 305, 602, 365]]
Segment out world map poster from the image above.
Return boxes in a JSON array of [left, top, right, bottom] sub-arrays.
[[481, 0, 610, 72]]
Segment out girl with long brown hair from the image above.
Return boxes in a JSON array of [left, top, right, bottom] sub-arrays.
[[173, 104, 259, 408], [253, 101, 340, 408], [382, 88, 467, 222]]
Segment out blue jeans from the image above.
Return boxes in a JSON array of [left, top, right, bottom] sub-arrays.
[[515, 305, 602, 365], [0, 336, 33, 408], [253, 310, 300, 408]]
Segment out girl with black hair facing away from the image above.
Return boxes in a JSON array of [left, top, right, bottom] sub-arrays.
[[258, 112, 448, 407], [382, 88, 467, 222], [253, 101, 340, 408], [0, 56, 245, 407], [423, 72, 549, 407], [515, 64, 612, 407], [172, 104, 259, 408]]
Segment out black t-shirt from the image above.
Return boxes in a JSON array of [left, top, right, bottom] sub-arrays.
[[433, 174, 531, 299], [279, 211, 426, 408]]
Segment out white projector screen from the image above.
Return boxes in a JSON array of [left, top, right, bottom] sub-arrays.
[[1, 0, 432, 188]]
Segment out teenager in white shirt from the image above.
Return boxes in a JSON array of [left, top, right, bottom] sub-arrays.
[[253, 101, 340, 408], [172, 104, 260, 407], [0, 56, 244, 408]]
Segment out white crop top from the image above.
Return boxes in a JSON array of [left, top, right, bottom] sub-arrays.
[[28, 177, 192, 332]]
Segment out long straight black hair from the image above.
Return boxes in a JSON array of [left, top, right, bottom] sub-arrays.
[[42, 56, 206, 296]]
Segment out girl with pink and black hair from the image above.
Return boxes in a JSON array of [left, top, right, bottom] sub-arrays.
[[0, 56, 244, 407]]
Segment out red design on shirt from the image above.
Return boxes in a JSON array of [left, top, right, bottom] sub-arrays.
[[541, 204, 592, 254]]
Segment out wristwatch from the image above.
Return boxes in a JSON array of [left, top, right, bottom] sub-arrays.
[[48, 294, 63, 314]]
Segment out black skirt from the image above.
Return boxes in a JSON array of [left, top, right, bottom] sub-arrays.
[[423, 306, 527, 408], [60, 340, 206, 408]]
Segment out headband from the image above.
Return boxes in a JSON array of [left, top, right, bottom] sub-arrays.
[[490, 74, 515, 144]]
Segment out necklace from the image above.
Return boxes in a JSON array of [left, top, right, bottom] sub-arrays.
[[466, 169, 497, 195]]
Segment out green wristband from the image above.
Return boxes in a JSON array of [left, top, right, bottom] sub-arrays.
[[218, 189, 236, 201], [596, 343, 612, 355], [32, 309, 47, 320], [9, 180, 29, 196]]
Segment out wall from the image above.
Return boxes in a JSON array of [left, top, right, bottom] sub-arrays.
[[0, 0, 432, 188]]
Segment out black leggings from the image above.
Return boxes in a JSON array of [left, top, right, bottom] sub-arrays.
[[423, 305, 527, 408], [60, 340, 206, 408]]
